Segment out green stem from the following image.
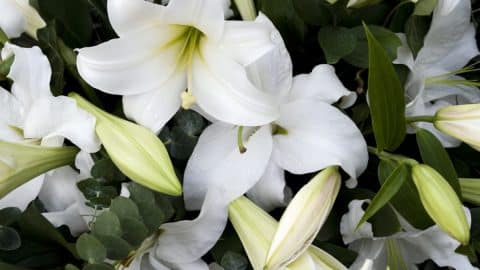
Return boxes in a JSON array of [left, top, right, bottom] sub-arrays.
[[367, 146, 418, 165], [237, 126, 247, 154], [406, 115, 435, 124]]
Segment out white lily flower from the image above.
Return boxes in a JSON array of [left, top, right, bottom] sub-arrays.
[[0, 43, 100, 229], [394, 0, 480, 147], [340, 199, 477, 270], [183, 13, 367, 213], [229, 196, 347, 270], [77, 0, 278, 132], [0, 0, 45, 39]]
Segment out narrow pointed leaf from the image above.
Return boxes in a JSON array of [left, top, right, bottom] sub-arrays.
[[364, 23, 406, 151]]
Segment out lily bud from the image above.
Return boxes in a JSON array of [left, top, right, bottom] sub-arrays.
[[0, 0, 46, 39], [265, 167, 341, 270], [69, 93, 182, 196], [346, 0, 383, 8], [228, 196, 346, 270], [411, 164, 470, 245], [0, 140, 78, 198], [459, 178, 480, 205], [434, 104, 480, 151], [233, 0, 257, 21]]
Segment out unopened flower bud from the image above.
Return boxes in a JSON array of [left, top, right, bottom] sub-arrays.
[[434, 104, 480, 151], [0, 140, 78, 198], [69, 93, 182, 196], [347, 0, 383, 8], [412, 164, 470, 245]]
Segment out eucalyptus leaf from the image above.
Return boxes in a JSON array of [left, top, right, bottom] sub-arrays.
[[76, 234, 106, 264], [221, 251, 249, 270], [120, 218, 149, 247], [92, 212, 122, 237], [83, 264, 114, 270], [318, 26, 357, 64], [65, 264, 80, 270], [258, 0, 306, 43], [94, 235, 133, 260], [0, 207, 22, 226], [416, 128, 461, 196], [357, 163, 409, 228], [174, 110, 205, 136], [110, 197, 141, 221], [0, 226, 21, 251], [292, 0, 331, 26], [364, 24, 406, 151]]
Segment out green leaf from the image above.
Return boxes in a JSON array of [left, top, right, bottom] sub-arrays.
[[405, 15, 429, 58], [128, 183, 167, 232], [17, 204, 77, 256], [414, 0, 438, 15], [364, 23, 406, 151], [318, 26, 357, 64], [258, 0, 306, 43], [0, 262, 31, 270], [357, 163, 409, 228], [65, 264, 80, 270], [416, 128, 461, 196], [91, 158, 125, 182], [168, 126, 198, 160], [77, 179, 117, 209], [95, 235, 133, 260], [220, 251, 249, 270], [76, 234, 106, 264], [0, 226, 21, 251], [378, 160, 434, 229], [0, 55, 14, 77], [344, 25, 402, 68], [110, 197, 141, 221], [0, 207, 22, 226], [292, 0, 331, 26], [120, 218, 149, 247], [92, 212, 122, 237], [37, 23, 65, 96], [83, 264, 114, 270], [174, 110, 205, 136], [37, 0, 93, 47]]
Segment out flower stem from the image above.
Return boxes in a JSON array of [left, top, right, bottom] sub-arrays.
[[367, 146, 418, 165], [406, 115, 435, 124]]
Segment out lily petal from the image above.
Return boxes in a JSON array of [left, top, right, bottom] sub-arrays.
[[0, 121, 24, 142], [247, 160, 291, 211], [42, 203, 88, 236], [393, 33, 415, 70], [163, 0, 225, 42], [23, 96, 101, 153], [107, 0, 166, 36], [0, 175, 44, 211], [272, 100, 368, 181], [416, 0, 477, 71], [192, 42, 279, 126], [220, 19, 274, 66], [289, 65, 357, 108], [76, 26, 186, 96], [0, 87, 24, 128], [123, 72, 186, 133], [183, 123, 273, 210], [340, 200, 374, 245], [153, 189, 229, 264], [245, 13, 292, 104], [0, 0, 26, 38], [38, 166, 80, 212], [75, 151, 94, 179], [437, 0, 462, 15], [2, 44, 52, 107]]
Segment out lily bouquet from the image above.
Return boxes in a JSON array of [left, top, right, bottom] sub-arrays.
[[0, 0, 480, 269]]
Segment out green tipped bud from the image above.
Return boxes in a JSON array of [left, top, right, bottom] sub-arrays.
[[265, 167, 341, 270], [434, 104, 480, 151], [0, 141, 78, 198], [228, 196, 346, 270], [69, 93, 182, 196], [233, 0, 257, 21], [346, 0, 383, 8], [459, 178, 480, 206], [412, 164, 469, 245]]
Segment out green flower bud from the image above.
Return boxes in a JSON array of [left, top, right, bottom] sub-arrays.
[[412, 164, 469, 245], [265, 167, 341, 270], [69, 93, 182, 196], [459, 178, 480, 206], [0, 140, 78, 198], [434, 104, 480, 151], [233, 0, 257, 21], [228, 196, 346, 270]]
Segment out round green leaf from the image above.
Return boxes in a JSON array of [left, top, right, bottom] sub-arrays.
[[0, 207, 22, 226], [95, 235, 133, 260], [120, 218, 149, 246], [0, 226, 21, 251], [76, 234, 106, 264], [83, 264, 114, 270], [92, 212, 122, 237], [110, 197, 141, 221], [221, 251, 249, 270]]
